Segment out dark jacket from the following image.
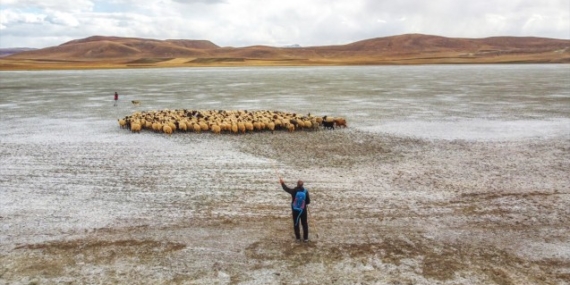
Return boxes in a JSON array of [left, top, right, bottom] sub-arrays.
[[281, 183, 310, 207]]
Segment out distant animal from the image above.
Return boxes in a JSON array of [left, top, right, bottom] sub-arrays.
[[322, 115, 335, 130], [130, 122, 141, 133], [334, 117, 347, 128], [162, 124, 173, 135], [322, 120, 334, 130], [118, 118, 127, 129], [131, 100, 140, 106], [211, 124, 221, 134]]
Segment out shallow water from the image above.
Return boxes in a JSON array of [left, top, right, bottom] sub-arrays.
[[1, 64, 569, 141]]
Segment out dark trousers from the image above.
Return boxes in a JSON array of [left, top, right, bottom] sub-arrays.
[[292, 209, 309, 240]]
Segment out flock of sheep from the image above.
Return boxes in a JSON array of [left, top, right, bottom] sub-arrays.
[[118, 109, 347, 135]]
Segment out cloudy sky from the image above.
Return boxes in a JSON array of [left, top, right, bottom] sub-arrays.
[[0, 0, 569, 49]]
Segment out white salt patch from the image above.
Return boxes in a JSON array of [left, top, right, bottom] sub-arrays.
[[359, 118, 570, 141]]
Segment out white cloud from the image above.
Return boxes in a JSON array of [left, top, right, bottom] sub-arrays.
[[0, 0, 568, 48], [1, 0, 94, 13], [46, 11, 80, 26]]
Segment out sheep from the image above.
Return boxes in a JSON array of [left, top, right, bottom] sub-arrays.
[[245, 121, 254, 132], [310, 119, 320, 131], [267, 121, 276, 134], [253, 121, 261, 132], [322, 120, 335, 130], [211, 124, 221, 134], [220, 122, 230, 133], [163, 124, 173, 135], [296, 119, 305, 130], [118, 119, 127, 129], [303, 119, 312, 130], [322, 116, 335, 130], [130, 122, 142, 133], [274, 119, 283, 129], [152, 122, 163, 132], [167, 121, 177, 132], [237, 122, 246, 134], [178, 120, 188, 132], [286, 123, 295, 133], [334, 117, 347, 128], [231, 123, 238, 134], [193, 123, 202, 133], [119, 108, 344, 136], [199, 121, 209, 132]]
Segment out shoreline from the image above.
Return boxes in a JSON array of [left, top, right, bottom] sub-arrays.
[[1, 56, 568, 71]]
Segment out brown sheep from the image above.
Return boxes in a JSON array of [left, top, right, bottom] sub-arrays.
[[237, 122, 246, 134], [211, 124, 221, 134], [245, 121, 254, 132], [154, 122, 163, 132], [221, 122, 230, 132], [296, 119, 305, 130], [253, 121, 261, 131], [118, 119, 127, 129], [310, 119, 320, 131], [178, 121, 188, 132], [168, 121, 177, 132], [199, 121, 209, 132], [334, 117, 347, 128], [163, 125, 173, 135], [286, 123, 295, 133], [119, 108, 343, 135], [266, 122, 275, 133], [193, 123, 201, 133], [274, 119, 283, 129], [130, 122, 142, 133]]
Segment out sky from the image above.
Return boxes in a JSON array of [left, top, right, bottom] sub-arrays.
[[0, 0, 569, 49]]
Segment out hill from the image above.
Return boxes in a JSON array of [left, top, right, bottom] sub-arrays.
[[1, 34, 569, 69], [0, 48, 37, 57]]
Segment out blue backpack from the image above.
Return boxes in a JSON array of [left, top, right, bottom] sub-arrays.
[[292, 189, 307, 212]]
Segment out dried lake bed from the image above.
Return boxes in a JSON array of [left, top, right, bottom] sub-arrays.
[[1, 65, 569, 284]]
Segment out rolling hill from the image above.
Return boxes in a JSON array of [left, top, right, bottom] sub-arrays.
[[1, 34, 569, 69], [0, 48, 37, 57]]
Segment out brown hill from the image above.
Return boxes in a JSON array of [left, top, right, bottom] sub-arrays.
[[2, 34, 569, 69], [7, 36, 218, 60], [325, 34, 569, 64], [0, 48, 37, 57]]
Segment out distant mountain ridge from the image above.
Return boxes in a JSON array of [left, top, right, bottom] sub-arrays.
[[2, 34, 569, 68], [0, 48, 37, 57]]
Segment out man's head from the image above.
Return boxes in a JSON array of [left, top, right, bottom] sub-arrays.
[[297, 180, 304, 188]]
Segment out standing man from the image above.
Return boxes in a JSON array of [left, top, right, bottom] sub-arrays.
[[114, 92, 119, 106], [280, 178, 310, 242]]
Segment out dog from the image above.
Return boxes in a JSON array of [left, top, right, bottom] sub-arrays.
[[131, 100, 140, 106]]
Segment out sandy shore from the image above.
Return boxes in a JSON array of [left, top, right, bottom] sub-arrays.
[[2, 51, 568, 71], [1, 126, 568, 284]]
